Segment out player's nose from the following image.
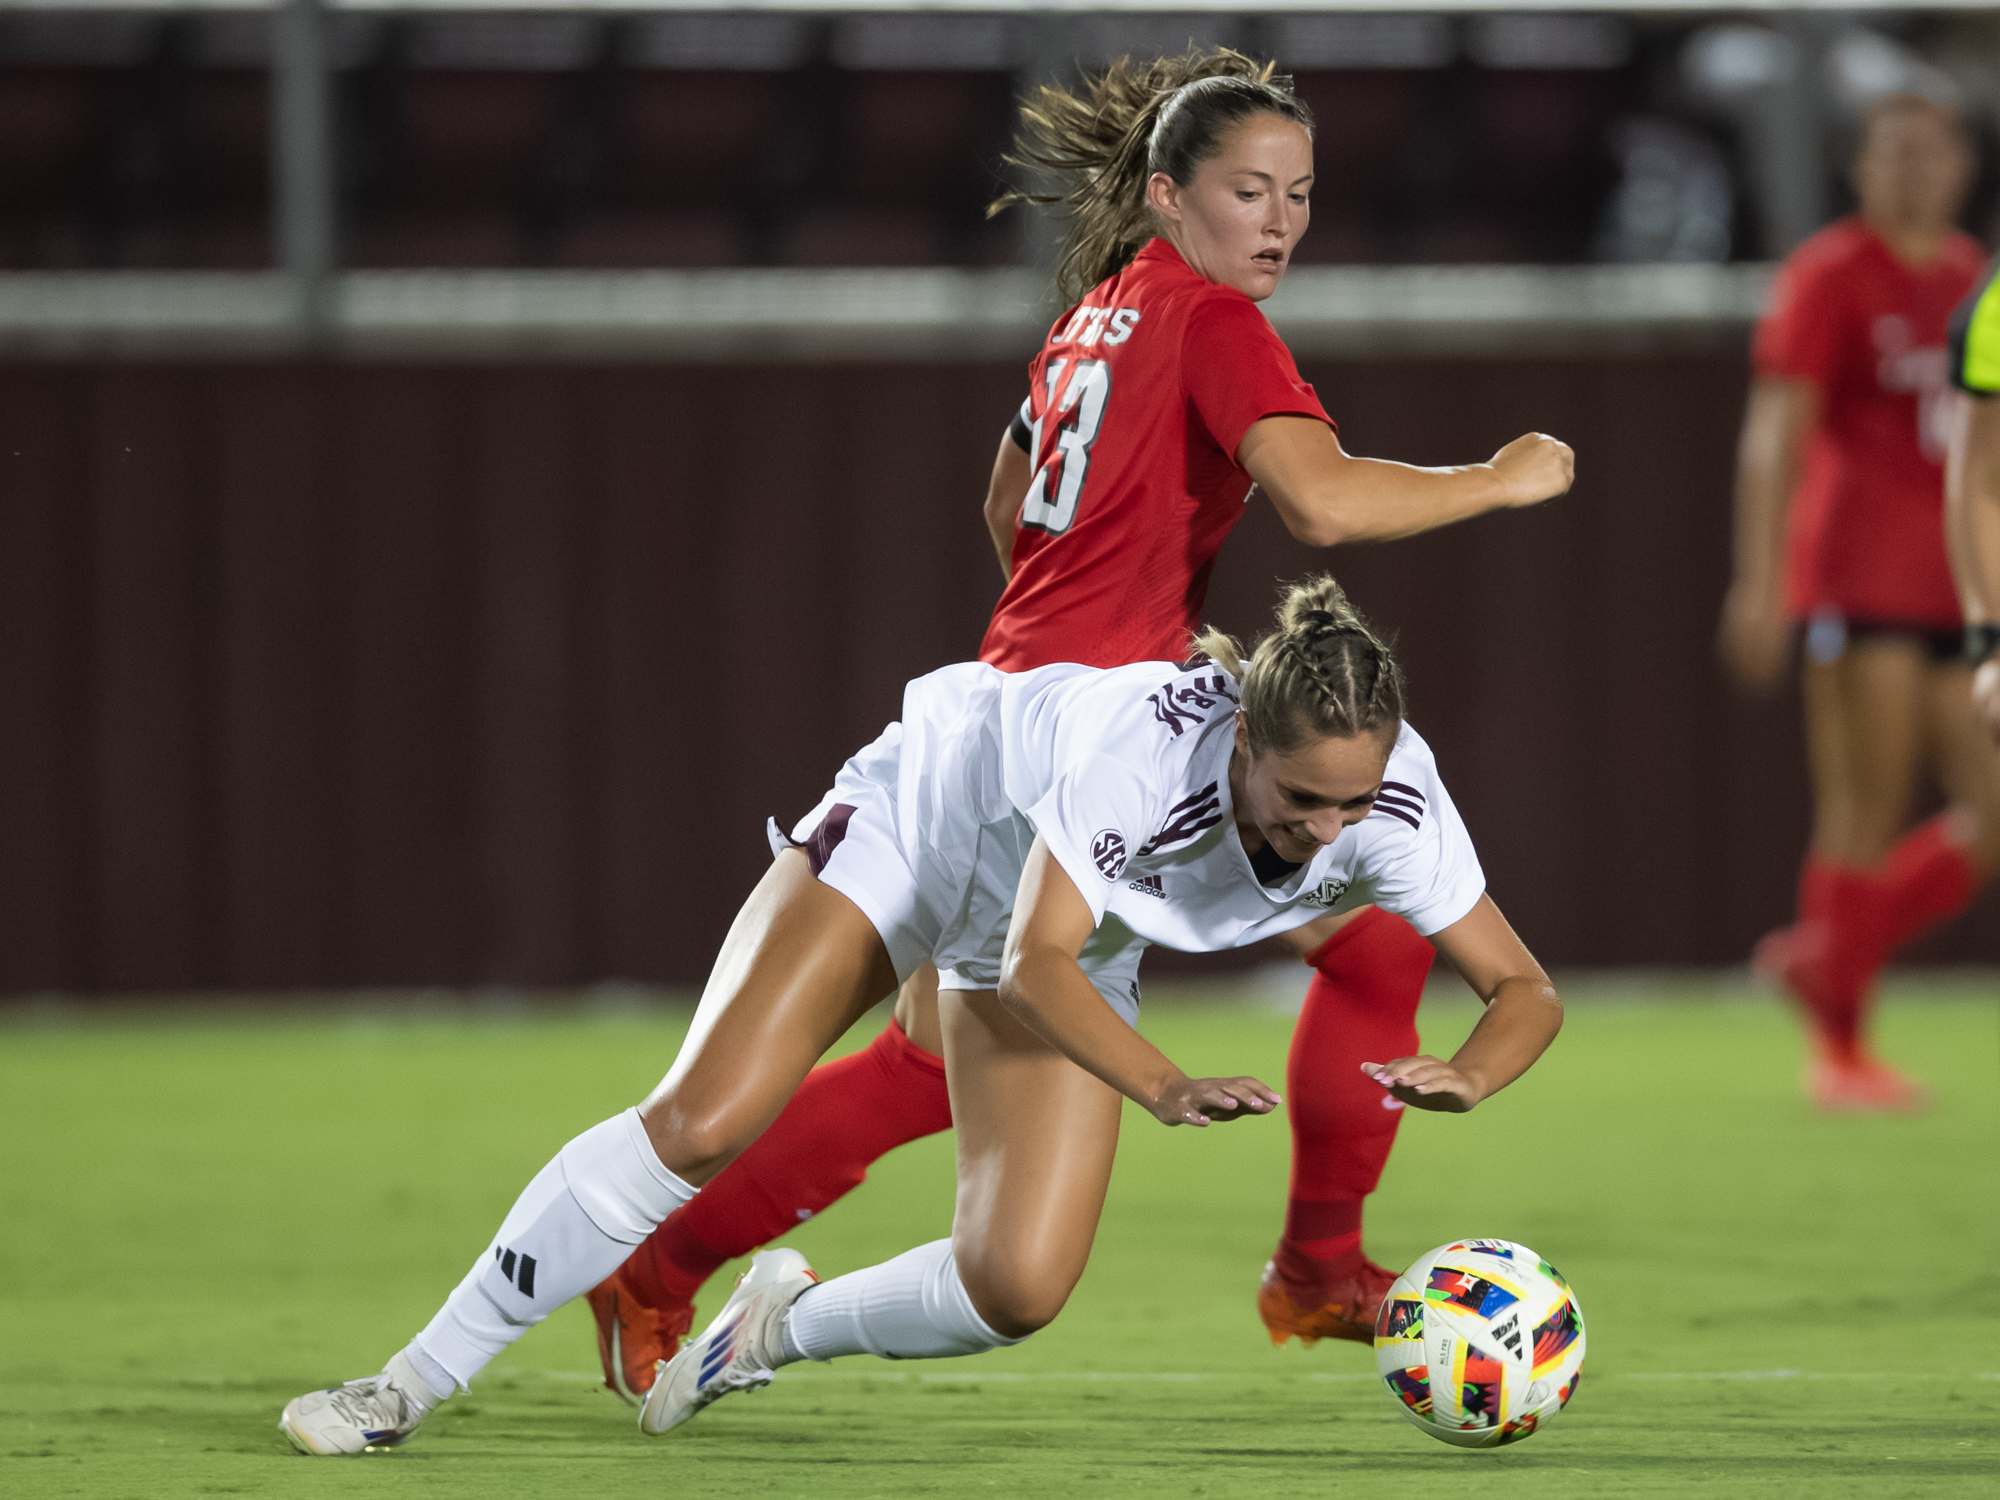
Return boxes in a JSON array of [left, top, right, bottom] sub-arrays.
[[1306, 811, 1350, 843]]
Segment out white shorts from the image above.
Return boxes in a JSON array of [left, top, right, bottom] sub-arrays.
[[770, 676, 1147, 1027]]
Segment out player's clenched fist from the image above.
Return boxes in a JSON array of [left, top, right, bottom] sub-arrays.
[[1488, 432, 1575, 507], [1149, 1074, 1283, 1127], [1361, 1056, 1483, 1113]]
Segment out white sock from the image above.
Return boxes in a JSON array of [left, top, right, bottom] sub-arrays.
[[784, 1239, 1027, 1362], [408, 1108, 696, 1390], [397, 1342, 457, 1406]]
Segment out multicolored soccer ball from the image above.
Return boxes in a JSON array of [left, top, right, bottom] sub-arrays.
[[1373, 1238, 1585, 1448]]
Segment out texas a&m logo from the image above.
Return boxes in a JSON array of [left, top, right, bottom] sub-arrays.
[[1302, 877, 1350, 910], [1091, 830, 1129, 881]]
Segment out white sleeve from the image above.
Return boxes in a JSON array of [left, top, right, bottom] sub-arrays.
[[1021, 752, 1158, 926], [1351, 777, 1485, 938]]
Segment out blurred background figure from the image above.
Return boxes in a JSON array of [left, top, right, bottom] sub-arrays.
[[1721, 93, 1999, 1112]]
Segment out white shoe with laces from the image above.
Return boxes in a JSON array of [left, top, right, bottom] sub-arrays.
[[279, 1349, 449, 1455], [638, 1248, 817, 1437]]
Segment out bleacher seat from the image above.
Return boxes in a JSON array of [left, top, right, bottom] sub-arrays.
[[0, 34, 1663, 271], [1288, 70, 1425, 265], [346, 70, 561, 267]]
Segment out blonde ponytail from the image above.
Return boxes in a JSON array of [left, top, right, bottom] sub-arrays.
[[1187, 622, 1245, 678]]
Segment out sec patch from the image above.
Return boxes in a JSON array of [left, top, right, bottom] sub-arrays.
[[1091, 830, 1128, 880]]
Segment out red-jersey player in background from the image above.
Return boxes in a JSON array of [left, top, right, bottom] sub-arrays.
[[1721, 93, 1996, 1110], [588, 50, 1574, 1397]]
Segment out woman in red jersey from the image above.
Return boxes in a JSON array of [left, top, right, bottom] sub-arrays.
[[1722, 93, 1999, 1110], [588, 50, 1575, 1398]]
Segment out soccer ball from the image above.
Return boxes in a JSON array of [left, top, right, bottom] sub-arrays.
[[1372, 1238, 1584, 1448]]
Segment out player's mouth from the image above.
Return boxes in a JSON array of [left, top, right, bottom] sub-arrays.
[[1252, 250, 1286, 273], [1271, 824, 1320, 859]]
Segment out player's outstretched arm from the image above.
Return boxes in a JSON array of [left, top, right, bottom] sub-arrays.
[[1946, 391, 2000, 740], [1360, 894, 1561, 1114], [1720, 376, 1818, 693], [1237, 415, 1574, 549], [999, 838, 1282, 1127]]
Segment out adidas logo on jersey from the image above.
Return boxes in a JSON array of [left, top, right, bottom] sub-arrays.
[[1127, 874, 1166, 899]]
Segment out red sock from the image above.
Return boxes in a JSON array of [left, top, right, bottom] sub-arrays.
[[1796, 851, 1837, 929], [1781, 851, 1841, 1033], [623, 1019, 953, 1307], [1279, 907, 1433, 1283], [1796, 821, 1980, 1068], [1878, 815, 1979, 951], [1813, 864, 1890, 1067]]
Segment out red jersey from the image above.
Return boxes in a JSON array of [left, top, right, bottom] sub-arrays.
[[1754, 217, 1985, 626], [979, 239, 1332, 670]]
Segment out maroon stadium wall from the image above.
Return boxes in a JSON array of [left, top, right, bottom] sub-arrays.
[[2, 354, 1993, 995]]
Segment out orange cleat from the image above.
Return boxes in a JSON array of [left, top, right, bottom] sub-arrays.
[[1806, 1050, 1931, 1115], [585, 1264, 695, 1405], [1257, 1246, 1398, 1347]]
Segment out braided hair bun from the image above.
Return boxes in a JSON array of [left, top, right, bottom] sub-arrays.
[[1189, 576, 1404, 754]]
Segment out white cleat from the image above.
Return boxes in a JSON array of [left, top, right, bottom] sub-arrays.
[[638, 1248, 817, 1437], [279, 1350, 448, 1455]]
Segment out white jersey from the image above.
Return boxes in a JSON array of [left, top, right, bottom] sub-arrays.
[[998, 658, 1484, 948], [780, 658, 1485, 1024]]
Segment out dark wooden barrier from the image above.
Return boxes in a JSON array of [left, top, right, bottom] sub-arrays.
[[1, 354, 1992, 994]]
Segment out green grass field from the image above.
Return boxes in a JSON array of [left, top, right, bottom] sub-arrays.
[[3, 979, 1997, 1499]]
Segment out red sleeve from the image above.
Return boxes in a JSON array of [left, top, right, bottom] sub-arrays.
[[1754, 247, 1845, 383], [1181, 294, 1333, 459]]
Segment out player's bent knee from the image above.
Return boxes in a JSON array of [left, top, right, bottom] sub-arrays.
[[955, 1260, 1074, 1340], [633, 1103, 757, 1187]]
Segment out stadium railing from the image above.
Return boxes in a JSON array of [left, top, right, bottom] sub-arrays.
[[0, 262, 1771, 361]]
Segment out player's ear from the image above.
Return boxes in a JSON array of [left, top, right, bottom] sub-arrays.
[[1146, 171, 1181, 223]]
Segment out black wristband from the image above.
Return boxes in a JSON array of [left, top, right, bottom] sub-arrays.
[[1007, 400, 1033, 454], [1966, 622, 2000, 668]]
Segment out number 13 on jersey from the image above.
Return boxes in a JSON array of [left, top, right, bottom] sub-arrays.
[[1020, 358, 1111, 537]]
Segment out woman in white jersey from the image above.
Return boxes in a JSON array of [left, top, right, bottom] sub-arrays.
[[280, 578, 1564, 1454]]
